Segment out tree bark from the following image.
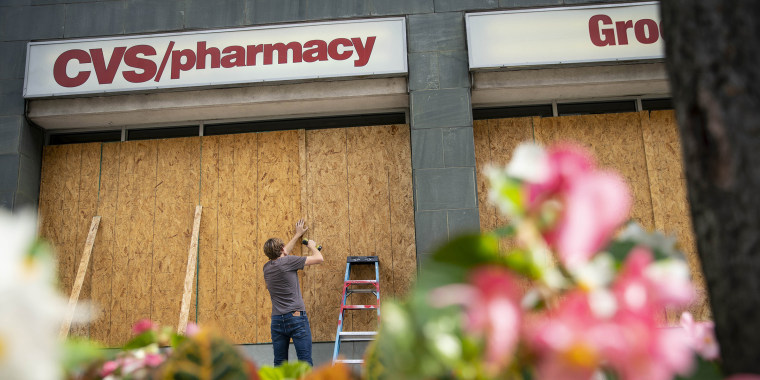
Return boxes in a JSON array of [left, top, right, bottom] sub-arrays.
[[660, 1, 760, 375]]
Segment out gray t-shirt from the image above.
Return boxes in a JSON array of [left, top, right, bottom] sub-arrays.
[[263, 255, 307, 316]]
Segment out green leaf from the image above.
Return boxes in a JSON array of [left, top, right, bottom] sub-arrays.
[[431, 234, 501, 269], [62, 338, 105, 373], [122, 330, 158, 350], [604, 240, 637, 266], [675, 356, 723, 380], [491, 225, 516, 238], [258, 362, 312, 380]]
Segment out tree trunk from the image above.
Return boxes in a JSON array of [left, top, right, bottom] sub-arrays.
[[660, 1, 760, 375]]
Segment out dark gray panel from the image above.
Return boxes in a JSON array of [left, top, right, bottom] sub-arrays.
[[414, 210, 448, 254], [438, 50, 469, 89], [0, 4, 64, 41], [1, 0, 31, 6], [500, 0, 562, 7], [16, 153, 40, 206], [124, 0, 184, 34], [31, 0, 94, 4], [0, 153, 20, 191], [19, 120, 42, 162], [447, 208, 480, 236], [371, 0, 434, 15], [443, 127, 475, 167], [13, 191, 36, 211], [64, 1, 125, 38], [415, 167, 477, 210], [435, 0, 498, 12], [185, 0, 246, 29], [411, 128, 444, 169], [0, 116, 22, 155], [407, 52, 438, 91], [410, 88, 472, 129], [563, 0, 632, 4], [0, 41, 27, 80], [306, 0, 372, 19], [0, 79, 25, 116], [248, 0, 305, 25], [0, 189, 13, 210], [407, 12, 465, 52]]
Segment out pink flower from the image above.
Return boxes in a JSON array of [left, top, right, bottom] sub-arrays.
[[680, 312, 720, 360], [100, 360, 119, 377], [132, 318, 156, 335], [144, 353, 165, 367], [430, 267, 522, 373], [185, 322, 201, 337], [522, 143, 632, 268]]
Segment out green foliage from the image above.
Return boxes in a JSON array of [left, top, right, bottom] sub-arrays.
[[161, 330, 252, 380], [258, 362, 312, 380]]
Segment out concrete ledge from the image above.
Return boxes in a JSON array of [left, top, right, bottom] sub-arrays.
[[28, 77, 409, 131], [471, 62, 670, 106]]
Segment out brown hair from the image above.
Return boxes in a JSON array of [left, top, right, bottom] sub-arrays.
[[263, 238, 284, 260]]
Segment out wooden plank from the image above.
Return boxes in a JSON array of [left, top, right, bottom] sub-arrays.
[[233, 132, 258, 343], [306, 128, 351, 342], [534, 113, 655, 230], [387, 124, 416, 299], [152, 137, 201, 331], [473, 119, 494, 232], [91, 142, 120, 346], [199, 136, 220, 329], [178, 205, 203, 333], [60, 216, 101, 339], [215, 134, 236, 340], [641, 110, 709, 321]]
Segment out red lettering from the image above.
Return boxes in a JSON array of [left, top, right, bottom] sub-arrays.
[[589, 14, 616, 47], [246, 44, 263, 66], [171, 49, 196, 79], [53, 49, 91, 88], [303, 40, 328, 62], [221, 46, 246, 68], [351, 36, 375, 67], [90, 47, 126, 84], [196, 41, 220, 69], [615, 20, 633, 45], [634, 19, 659, 44], [122, 45, 157, 83], [328, 38, 353, 61], [264, 42, 302, 65]]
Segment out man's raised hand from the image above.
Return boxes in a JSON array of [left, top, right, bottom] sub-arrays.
[[295, 219, 308, 236]]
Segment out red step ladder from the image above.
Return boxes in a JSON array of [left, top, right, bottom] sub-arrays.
[[332, 256, 380, 365]]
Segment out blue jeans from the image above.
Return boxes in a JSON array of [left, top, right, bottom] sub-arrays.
[[271, 311, 313, 366]]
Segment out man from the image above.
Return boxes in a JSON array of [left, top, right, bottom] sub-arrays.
[[262, 219, 324, 367]]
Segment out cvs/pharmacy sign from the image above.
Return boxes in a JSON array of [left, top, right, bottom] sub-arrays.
[[25, 18, 407, 98]]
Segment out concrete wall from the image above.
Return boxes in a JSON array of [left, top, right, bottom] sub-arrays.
[[0, 0, 651, 363]]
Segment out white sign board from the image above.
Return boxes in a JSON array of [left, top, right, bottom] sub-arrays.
[[466, 2, 663, 69], [25, 18, 407, 98]]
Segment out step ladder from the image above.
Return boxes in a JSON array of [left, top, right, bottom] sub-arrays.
[[332, 256, 380, 365]]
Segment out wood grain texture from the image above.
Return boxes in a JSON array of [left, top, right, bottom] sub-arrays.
[[215, 134, 237, 340], [152, 137, 200, 331], [91, 142, 120, 346], [178, 205, 202, 333], [534, 113, 655, 230], [60, 216, 101, 339], [198, 136, 220, 330], [641, 110, 709, 321]]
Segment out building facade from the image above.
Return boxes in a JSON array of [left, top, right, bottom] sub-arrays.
[[2, 0, 698, 367]]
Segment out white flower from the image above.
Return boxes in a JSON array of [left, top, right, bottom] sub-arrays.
[[505, 143, 549, 183], [0, 209, 67, 380]]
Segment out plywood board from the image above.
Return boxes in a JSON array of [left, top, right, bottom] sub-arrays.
[[307, 128, 351, 342], [641, 110, 709, 321], [386, 124, 416, 299], [60, 216, 101, 339], [215, 134, 237, 340], [233, 132, 258, 343], [534, 113, 655, 230], [90, 142, 120, 346], [152, 137, 201, 330], [198, 136, 220, 330]]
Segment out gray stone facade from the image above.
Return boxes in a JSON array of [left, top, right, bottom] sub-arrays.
[[0, 0, 649, 366]]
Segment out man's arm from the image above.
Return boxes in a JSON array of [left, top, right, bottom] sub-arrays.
[[284, 219, 308, 254], [304, 240, 324, 266]]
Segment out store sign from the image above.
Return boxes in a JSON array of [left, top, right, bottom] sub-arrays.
[[466, 2, 662, 69], [24, 18, 407, 98]]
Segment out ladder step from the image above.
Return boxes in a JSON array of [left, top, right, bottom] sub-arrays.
[[347, 256, 379, 263], [340, 331, 377, 336], [343, 305, 378, 310], [347, 289, 376, 294], [345, 280, 378, 284], [334, 359, 364, 364]]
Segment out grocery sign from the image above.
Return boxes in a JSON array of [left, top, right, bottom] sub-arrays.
[[466, 2, 663, 69], [25, 18, 407, 98]]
